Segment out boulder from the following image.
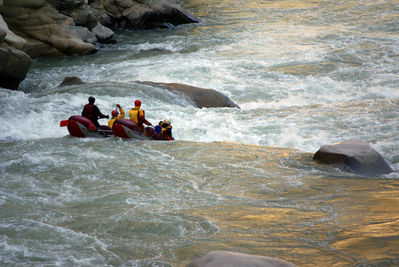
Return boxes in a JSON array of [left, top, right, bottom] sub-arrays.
[[58, 76, 85, 87], [72, 4, 98, 29], [0, 26, 5, 41], [69, 25, 97, 44], [142, 81, 240, 108], [0, 15, 28, 50], [91, 0, 199, 29], [313, 140, 393, 176], [91, 22, 115, 44], [186, 250, 297, 267], [0, 42, 31, 90]]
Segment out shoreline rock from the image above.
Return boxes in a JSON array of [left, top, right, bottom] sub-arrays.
[[0, 0, 199, 90]]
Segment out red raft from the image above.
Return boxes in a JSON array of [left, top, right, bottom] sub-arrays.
[[60, 115, 113, 138], [112, 119, 171, 140]]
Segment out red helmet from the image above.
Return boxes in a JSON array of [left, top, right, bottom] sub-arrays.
[[134, 99, 141, 106], [111, 110, 118, 117]]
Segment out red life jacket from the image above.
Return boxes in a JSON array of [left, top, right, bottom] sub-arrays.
[[82, 104, 94, 121]]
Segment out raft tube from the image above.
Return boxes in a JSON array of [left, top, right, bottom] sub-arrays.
[[112, 119, 171, 140], [67, 115, 113, 137]]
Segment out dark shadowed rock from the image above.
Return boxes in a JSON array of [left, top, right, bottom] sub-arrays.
[[313, 140, 393, 177], [58, 76, 85, 87], [142, 81, 240, 108], [0, 42, 31, 90], [186, 250, 297, 267], [91, 0, 199, 29]]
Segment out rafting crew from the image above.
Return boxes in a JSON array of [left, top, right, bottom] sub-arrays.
[[79, 97, 174, 140], [81, 96, 109, 129], [108, 104, 125, 129]]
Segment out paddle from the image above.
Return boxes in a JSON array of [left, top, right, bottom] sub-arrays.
[[60, 120, 68, 127], [97, 129, 113, 134]]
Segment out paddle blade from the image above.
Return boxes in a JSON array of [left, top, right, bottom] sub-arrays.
[[60, 120, 68, 127]]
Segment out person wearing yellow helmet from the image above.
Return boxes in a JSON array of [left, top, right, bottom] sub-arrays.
[[108, 104, 125, 129]]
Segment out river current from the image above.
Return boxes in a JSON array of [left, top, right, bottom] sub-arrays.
[[1, 0, 399, 266]]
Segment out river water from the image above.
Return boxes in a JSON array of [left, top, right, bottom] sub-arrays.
[[1, 0, 399, 266]]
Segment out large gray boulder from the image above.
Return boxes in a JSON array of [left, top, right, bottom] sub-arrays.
[[186, 250, 297, 267], [313, 140, 393, 177], [143, 81, 240, 108]]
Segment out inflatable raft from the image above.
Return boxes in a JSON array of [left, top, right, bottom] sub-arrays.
[[60, 117, 172, 140]]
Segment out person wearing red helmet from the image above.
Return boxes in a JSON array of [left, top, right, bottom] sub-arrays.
[[108, 104, 125, 129], [129, 99, 152, 133], [81, 96, 109, 128]]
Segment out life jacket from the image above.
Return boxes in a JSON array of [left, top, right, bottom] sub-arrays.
[[159, 123, 173, 140], [108, 108, 125, 129], [82, 104, 94, 121], [129, 107, 144, 124], [108, 118, 116, 129]]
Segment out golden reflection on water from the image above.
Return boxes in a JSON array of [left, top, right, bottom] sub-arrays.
[[332, 185, 399, 262], [173, 142, 399, 266]]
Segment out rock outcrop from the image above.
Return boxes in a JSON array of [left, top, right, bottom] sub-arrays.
[[186, 250, 297, 267], [0, 1, 98, 58], [313, 140, 393, 177], [0, 0, 199, 90], [142, 81, 240, 108]]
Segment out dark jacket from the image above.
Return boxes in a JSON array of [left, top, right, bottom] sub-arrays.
[[82, 103, 107, 128]]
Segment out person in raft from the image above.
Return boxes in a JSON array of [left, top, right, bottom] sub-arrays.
[[81, 96, 109, 128], [129, 99, 152, 133], [156, 119, 174, 140], [108, 104, 125, 129]]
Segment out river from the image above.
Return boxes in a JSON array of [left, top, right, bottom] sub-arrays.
[[1, 0, 399, 266]]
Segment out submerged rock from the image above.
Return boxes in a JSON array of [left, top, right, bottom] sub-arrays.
[[58, 76, 85, 87], [313, 140, 393, 177], [142, 81, 240, 109], [186, 250, 297, 267]]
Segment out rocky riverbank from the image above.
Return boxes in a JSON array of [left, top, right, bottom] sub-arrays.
[[0, 0, 199, 90]]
